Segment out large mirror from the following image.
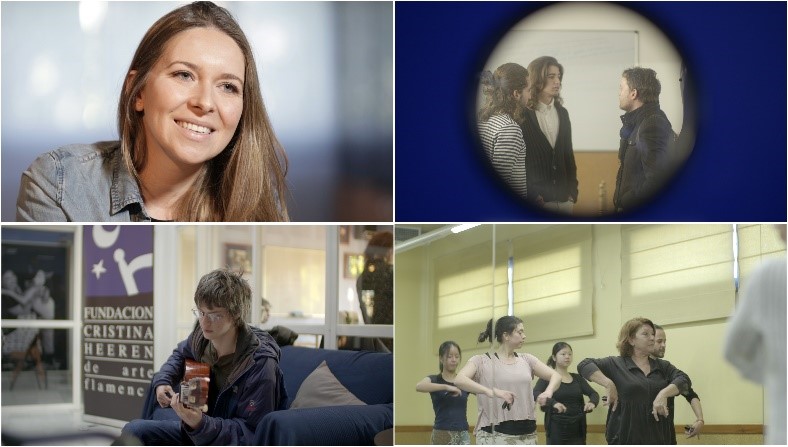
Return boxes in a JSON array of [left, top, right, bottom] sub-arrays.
[[394, 224, 782, 445]]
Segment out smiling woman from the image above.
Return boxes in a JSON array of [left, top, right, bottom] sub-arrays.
[[16, 1, 289, 222]]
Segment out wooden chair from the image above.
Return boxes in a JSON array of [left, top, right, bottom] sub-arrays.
[[9, 332, 47, 390]]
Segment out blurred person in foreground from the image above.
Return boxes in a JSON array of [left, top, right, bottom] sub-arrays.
[[724, 224, 786, 445]]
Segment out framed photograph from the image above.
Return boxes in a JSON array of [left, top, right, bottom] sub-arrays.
[[343, 253, 365, 279], [225, 244, 252, 273], [339, 226, 350, 244], [2, 239, 70, 372]]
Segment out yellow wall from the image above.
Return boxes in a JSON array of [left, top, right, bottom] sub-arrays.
[[395, 225, 764, 431]]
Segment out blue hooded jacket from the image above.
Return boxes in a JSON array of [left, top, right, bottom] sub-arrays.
[[153, 324, 287, 445]]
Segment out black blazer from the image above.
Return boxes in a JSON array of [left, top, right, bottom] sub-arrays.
[[520, 105, 579, 203]]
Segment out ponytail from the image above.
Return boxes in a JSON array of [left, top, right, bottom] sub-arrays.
[[478, 319, 493, 343], [480, 316, 524, 344]]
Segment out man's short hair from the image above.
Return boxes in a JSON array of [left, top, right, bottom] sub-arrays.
[[622, 67, 661, 104], [194, 268, 250, 328]]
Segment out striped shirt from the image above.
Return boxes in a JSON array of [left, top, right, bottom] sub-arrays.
[[478, 114, 527, 198]]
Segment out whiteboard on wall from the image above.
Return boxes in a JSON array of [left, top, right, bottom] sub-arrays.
[[481, 30, 638, 151]]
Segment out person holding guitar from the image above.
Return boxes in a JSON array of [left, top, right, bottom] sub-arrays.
[[120, 268, 286, 445]]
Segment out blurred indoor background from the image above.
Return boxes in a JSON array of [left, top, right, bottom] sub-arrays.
[[1, 1, 393, 222]]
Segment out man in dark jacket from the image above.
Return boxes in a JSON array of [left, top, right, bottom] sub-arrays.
[[613, 67, 676, 212], [121, 269, 287, 445]]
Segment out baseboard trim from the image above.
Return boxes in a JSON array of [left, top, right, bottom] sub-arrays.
[[395, 424, 763, 435]]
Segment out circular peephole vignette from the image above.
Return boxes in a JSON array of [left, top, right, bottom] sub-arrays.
[[468, 2, 698, 219]]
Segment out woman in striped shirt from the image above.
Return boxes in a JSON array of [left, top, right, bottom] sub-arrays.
[[478, 63, 530, 199]]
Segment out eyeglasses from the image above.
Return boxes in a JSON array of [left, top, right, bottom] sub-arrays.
[[192, 308, 226, 323]]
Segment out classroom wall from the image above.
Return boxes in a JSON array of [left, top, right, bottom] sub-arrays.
[[480, 3, 686, 215], [518, 2, 684, 141], [573, 152, 619, 216], [394, 225, 764, 433]]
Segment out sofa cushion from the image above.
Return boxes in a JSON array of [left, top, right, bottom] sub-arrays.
[[280, 346, 392, 407], [290, 360, 366, 409]]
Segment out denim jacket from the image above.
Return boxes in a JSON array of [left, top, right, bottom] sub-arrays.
[[16, 141, 153, 222]]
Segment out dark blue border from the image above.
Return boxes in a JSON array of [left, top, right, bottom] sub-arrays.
[[395, 2, 787, 222]]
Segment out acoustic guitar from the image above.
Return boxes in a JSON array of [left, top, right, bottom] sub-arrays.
[[181, 359, 210, 412]]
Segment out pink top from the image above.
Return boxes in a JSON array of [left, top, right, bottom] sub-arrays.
[[469, 352, 540, 435]]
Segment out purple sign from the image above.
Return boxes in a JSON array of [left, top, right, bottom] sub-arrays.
[[83, 225, 154, 423], [84, 226, 154, 297]]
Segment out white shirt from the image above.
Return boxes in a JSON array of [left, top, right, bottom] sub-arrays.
[[724, 257, 787, 445], [535, 99, 560, 148]]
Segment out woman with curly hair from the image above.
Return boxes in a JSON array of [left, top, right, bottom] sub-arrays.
[[477, 63, 530, 200]]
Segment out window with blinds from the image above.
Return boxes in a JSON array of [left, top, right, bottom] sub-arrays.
[[503, 225, 593, 342], [432, 225, 593, 344], [434, 242, 495, 330], [620, 224, 735, 325], [736, 224, 786, 296], [433, 241, 496, 345]]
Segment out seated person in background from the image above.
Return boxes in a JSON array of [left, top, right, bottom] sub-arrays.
[[261, 297, 299, 347], [260, 297, 272, 325], [120, 269, 286, 445]]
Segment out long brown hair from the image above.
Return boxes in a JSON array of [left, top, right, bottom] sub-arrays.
[[118, 1, 289, 221], [527, 56, 564, 110], [478, 63, 528, 124]]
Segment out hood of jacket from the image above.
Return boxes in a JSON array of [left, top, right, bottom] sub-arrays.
[[188, 323, 281, 388]]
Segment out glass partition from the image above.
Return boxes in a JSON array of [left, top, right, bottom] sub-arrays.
[[170, 225, 392, 350]]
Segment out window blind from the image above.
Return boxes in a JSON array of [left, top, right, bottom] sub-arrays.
[[737, 224, 786, 296], [620, 224, 735, 325], [433, 241, 496, 344], [498, 225, 593, 342]]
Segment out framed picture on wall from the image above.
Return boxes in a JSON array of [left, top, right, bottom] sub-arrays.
[[343, 253, 365, 279], [1, 239, 70, 372], [339, 226, 350, 244], [225, 244, 252, 273]]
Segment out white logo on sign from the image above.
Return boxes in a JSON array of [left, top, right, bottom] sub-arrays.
[[91, 226, 153, 295]]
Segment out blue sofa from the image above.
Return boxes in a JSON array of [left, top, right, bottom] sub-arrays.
[[255, 346, 393, 445], [140, 345, 393, 445]]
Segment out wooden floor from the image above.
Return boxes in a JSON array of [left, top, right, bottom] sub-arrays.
[[394, 427, 764, 445]]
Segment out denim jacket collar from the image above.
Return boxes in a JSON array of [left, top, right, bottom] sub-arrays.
[[108, 145, 149, 220]]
